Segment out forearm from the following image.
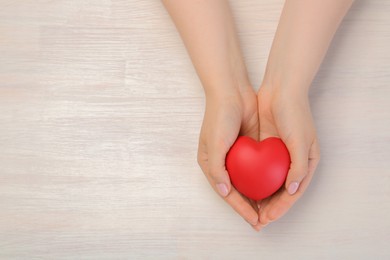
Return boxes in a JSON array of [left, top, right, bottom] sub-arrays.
[[162, 0, 250, 98], [263, 0, 354, 95]]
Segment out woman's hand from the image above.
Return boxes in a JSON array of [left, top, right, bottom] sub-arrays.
[[162, 0, 263, 229], [254, 85, 320, 229], [250, 0, 352, 230], [197, 85, 261, 229], [163, 0, 352, 231]]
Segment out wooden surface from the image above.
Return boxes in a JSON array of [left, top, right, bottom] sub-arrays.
[[1, 0, 389, 259]]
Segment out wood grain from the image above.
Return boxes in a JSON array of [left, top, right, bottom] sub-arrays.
[[0, 0, 389, 259]]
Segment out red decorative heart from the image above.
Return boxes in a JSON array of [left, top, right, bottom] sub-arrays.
[[226, 136, 291, 200]]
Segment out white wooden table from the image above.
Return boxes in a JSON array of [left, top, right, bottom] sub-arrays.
[[1, 1, 389, 259]]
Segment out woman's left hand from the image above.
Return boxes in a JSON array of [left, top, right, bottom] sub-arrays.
[[253, 84, 321, 230]]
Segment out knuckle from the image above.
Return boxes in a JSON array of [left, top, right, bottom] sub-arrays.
[[213, 136, 230, 152], [290, 162, 308, 176], [208, 166, 220, 180], [265, 211, 277, 223]]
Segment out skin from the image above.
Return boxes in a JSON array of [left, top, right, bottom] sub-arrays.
[[162, 0, 261, 228], [162, 0, 354, 231], [254, 0, 354, 230]]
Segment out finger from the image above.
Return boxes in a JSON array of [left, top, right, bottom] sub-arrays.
[[248, 197, 259, 213], [252, 197, 271, 231], [199, 160, 259, 226], [258, 187, 285, 225], [252, 221, 266, 232], [197, 140, 229, 198], [247, 198, 262, 231], [259, 140, 321, 225], [198, 150, 259, 226], [207, 159, 260, 227], [284, 139, 310, 196], [259, 166, 315, 225], [206, 134, 236, 198], [224, 186, 259, 226], [256, 195, 272, 216]]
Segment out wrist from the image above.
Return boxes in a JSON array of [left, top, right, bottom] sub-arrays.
[[260, 76, 310, 100], [203, 76, 253, 102], [200, 46, 252, 100], [259, 82, 310, 107], [261, 60, 316, 98]]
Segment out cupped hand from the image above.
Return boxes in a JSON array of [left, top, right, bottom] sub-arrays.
[[197, 85, 261, 229], [254, 84, 321, 230]]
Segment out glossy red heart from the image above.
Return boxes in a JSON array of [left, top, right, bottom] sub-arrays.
[[226, 136, 291, 200]]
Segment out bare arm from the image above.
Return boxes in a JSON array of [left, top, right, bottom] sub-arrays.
[[162, 0, 260, 228], [256, 0, 354, 228], [263, 0, 354, 94], [162, 0, 250, 97]]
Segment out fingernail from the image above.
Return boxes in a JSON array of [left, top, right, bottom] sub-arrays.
[[288, 181, 300, 195], [216, 183, 229, 197]]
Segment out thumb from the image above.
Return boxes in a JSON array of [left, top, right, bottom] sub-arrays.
[[284, 142, 309, 196], [208, 138, 233, 198]]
